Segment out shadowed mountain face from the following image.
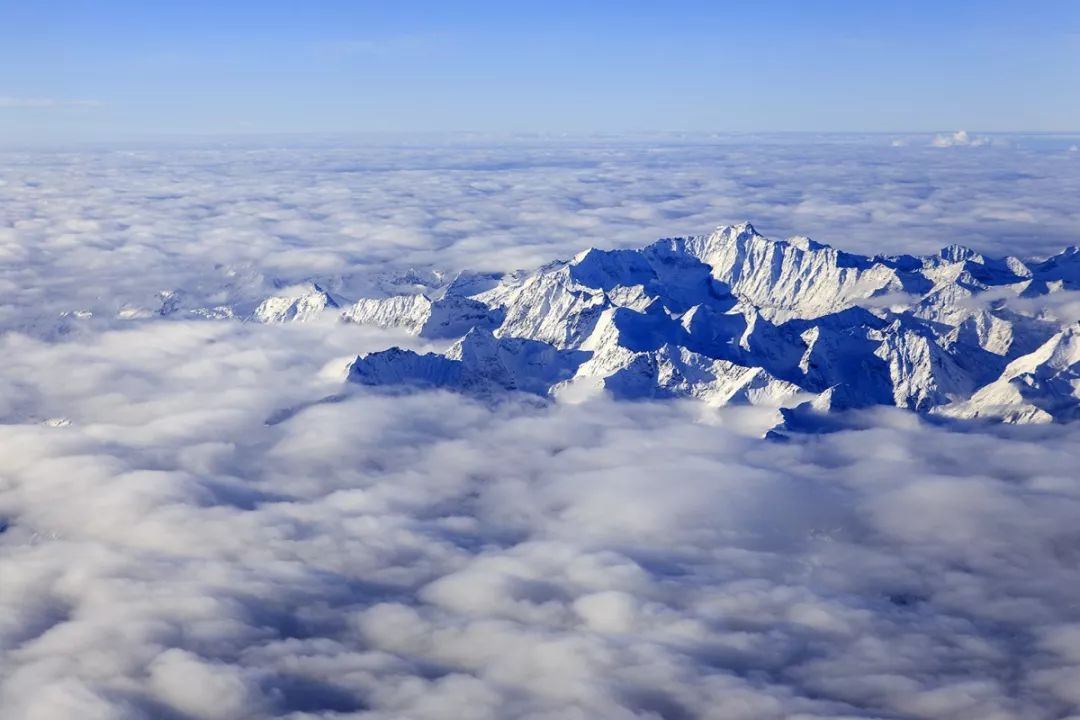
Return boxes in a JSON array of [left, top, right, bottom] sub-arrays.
[[254, 223, 1079, 426]]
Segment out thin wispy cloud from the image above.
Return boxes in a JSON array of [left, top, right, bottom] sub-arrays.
[[0, 96, 102, 109], [310, 33, 446, 61]]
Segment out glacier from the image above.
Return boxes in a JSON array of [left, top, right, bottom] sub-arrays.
[[253, 222, 1080, 425]]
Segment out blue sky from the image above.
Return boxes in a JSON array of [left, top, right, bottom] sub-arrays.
[[1, 0, 1078, 140]]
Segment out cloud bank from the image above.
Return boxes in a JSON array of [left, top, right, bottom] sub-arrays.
[[2, 320, 1080, 719], [1, 135, 1079, 337], [1, 136, 1080, 719]]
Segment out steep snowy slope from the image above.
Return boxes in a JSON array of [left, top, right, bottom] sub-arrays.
[[342, 294, 504, 338], [349, 328, 584, 396], [935, 324, 1080, 423], [1023, 246, 1080, 295]]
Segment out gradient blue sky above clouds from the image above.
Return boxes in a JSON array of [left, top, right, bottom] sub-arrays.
[[2, 0, 1078, 140]]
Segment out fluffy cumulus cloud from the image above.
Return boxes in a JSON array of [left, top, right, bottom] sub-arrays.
[[2, 135, 1080, 719], [930, 130, 993, 148]]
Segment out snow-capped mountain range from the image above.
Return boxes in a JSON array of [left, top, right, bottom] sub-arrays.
[[252, 223, 1080, 425]]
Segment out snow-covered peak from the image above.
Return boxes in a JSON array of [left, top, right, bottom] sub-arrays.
[[939, 244, 985, 264], [715, 220, 760, 238], [252, 283, 344, 323], [786, 235, 830, 252]]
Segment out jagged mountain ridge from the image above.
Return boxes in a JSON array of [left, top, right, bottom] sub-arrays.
[[258, 222, 1080, 424]]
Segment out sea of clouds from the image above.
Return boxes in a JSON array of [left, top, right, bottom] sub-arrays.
[[2, 134, 1080, 719]]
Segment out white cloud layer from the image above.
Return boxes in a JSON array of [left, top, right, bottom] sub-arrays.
[[2, 136, 1080, 719], [1, 135, 1078, 336], [2, 320, 1080, 719]]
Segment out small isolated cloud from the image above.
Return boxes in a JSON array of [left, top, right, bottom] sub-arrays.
[[964, 287, 1080, 325], [931, 129, 992, 147]]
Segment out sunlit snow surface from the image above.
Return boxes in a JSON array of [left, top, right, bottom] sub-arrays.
[[2, 135, 1080, 719]]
